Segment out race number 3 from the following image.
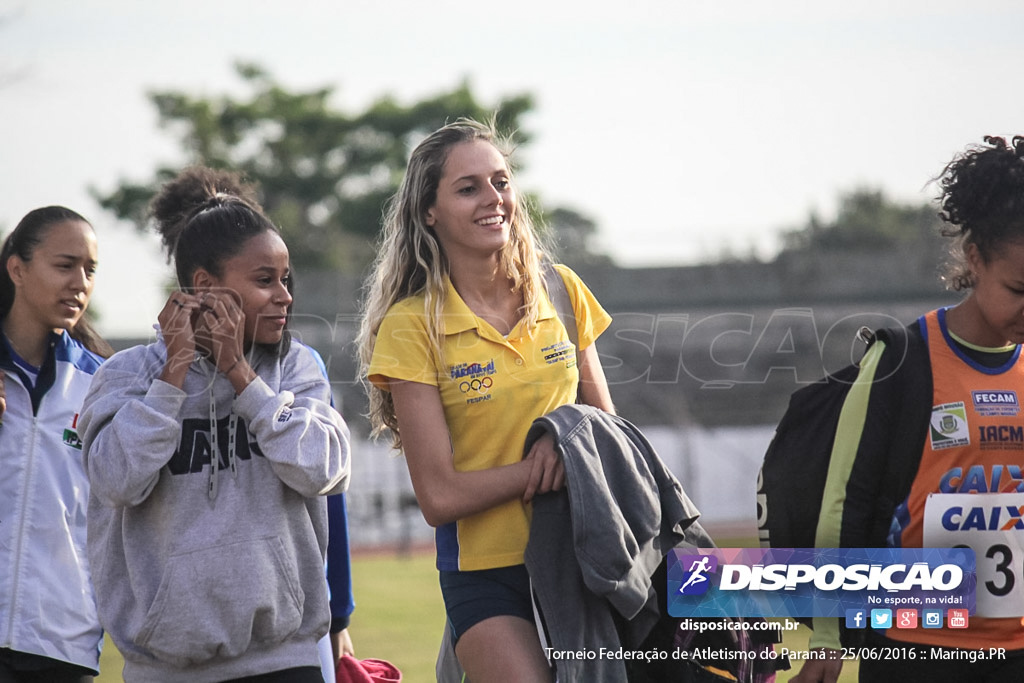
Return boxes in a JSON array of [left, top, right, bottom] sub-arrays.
[[924, 492, 1024, 618]]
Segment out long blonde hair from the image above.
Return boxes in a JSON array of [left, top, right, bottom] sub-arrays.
[[357, 119, 550, 447]]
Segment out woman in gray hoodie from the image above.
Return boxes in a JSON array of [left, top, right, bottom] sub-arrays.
[[80, 167, 351, 683]]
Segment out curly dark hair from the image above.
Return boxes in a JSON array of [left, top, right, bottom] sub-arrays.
[[938, 135, 1024, 290]]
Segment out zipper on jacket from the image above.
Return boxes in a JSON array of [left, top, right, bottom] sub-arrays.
[[4, 415, 39, 647]]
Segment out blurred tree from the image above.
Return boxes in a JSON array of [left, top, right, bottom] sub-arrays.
[[780, 187, 942, 254], [93, 62, 535, 273]]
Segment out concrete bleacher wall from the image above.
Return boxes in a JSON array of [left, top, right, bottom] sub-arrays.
[[280, 247, 957, 431]]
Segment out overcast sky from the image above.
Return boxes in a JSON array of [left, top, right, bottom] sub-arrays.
[[2, 0, 1023, 336]]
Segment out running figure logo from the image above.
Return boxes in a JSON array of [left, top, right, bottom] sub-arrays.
[[677, 554, 718, 595]]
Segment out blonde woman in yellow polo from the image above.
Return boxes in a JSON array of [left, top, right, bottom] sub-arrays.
[[358, 119, 615, 683]]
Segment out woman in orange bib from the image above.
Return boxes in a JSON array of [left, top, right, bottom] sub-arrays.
[[794, 136, 1024, 683]]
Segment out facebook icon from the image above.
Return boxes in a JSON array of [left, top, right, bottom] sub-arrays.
[[845, 609, 867, 629]]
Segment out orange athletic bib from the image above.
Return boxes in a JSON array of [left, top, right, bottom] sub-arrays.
[[887, 309, 1024, 650]]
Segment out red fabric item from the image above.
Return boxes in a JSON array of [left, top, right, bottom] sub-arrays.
[[335, 654, 402, 683]]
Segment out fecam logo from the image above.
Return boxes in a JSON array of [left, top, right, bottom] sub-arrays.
[[677, 554, 718, 595]]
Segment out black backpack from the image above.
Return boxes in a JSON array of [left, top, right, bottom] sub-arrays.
[[756, 325, 930, 550]]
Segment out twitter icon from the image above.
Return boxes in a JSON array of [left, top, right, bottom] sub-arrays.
[[870, 609, 892, 629]]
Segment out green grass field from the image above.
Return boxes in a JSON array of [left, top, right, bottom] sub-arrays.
[[346, 551, 446, 681], [95, 550, 858, 682]]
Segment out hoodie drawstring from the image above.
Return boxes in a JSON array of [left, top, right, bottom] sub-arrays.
[[208, 383, 219, 500], [206, 361, 239, 501]]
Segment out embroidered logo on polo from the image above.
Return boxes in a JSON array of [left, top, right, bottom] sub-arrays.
[[972, 391, 1020, 417], [541, 340, 575, 367], [930, 402, 970, 450], [458, 377, 492, 394], [168, 415, 264, 475], [450, 359, 496, 380], [449, 358, 497, 405]]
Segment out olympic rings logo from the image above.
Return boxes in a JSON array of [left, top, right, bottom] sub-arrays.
[[459, 377, 494, 394]]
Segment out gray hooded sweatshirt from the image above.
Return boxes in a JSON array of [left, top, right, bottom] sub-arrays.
[[80, 338, 350, 682]]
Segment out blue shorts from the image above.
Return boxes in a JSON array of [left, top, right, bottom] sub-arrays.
[[439, 564, 535, 644]]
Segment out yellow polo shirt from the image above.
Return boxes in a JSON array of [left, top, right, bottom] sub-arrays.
[[368, 264, 611, 570]]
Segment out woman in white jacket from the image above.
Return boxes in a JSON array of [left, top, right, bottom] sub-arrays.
[[0, 206, 111, 682], [80, 167, 351, 683]]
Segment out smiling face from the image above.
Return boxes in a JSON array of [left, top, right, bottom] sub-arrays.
[[425, 139, 517, 261], [202, 230, 293, 347], [7, 219, 97, 335]]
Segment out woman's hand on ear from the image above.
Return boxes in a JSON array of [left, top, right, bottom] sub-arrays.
[[158, 291, 200, 388], [197, 289, 255, 393]]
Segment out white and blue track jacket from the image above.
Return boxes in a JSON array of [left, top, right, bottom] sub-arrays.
[[0, 330, 104, 672]]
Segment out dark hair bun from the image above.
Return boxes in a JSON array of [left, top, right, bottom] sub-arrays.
[[150, 166, 262, 256]]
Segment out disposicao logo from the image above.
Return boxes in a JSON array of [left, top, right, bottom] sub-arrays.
[[676, 554, 718, 595], [668, 548, 976, 618]]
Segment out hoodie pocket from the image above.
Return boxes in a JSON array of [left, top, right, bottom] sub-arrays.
[[135, 536, 304, 666]]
